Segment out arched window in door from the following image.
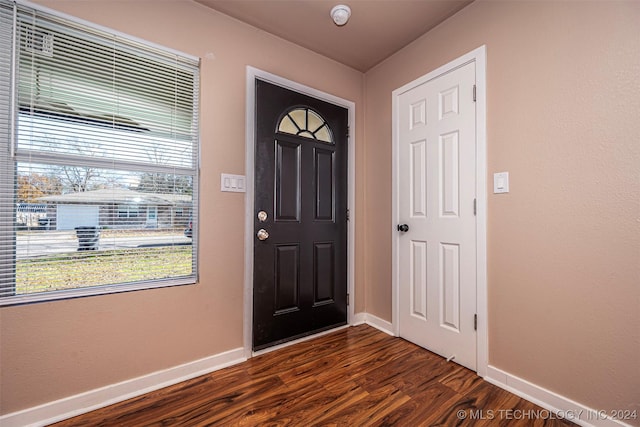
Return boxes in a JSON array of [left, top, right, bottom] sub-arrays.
[[277, 107, 334, 144]]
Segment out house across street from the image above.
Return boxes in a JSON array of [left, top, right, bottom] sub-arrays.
[[36, 188, 192, 231]]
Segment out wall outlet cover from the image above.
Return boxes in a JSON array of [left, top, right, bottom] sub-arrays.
[[493, 172, 509, 194]]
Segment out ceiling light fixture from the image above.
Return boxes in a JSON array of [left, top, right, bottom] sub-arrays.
[[330, 5, 351, 26]]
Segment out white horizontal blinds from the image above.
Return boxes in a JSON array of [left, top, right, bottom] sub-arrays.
[[15, 6, 197, 170], [0, 0, 199, 303], [0, 2, 16, 297]]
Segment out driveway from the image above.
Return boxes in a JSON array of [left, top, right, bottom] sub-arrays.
[[16, 231, 191, 259]]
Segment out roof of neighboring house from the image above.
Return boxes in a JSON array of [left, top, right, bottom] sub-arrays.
[[38, 188, 192, 205]]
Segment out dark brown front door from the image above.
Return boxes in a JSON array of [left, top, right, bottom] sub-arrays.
[[253, 79, 348, 350]]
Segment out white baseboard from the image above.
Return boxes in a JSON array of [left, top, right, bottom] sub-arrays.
[[350, 311, 366, 326], [485, 366, 634, 427], [351, 312, 394, 336], [0, 347, 246, 427]]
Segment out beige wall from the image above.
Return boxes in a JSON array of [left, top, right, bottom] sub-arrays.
[[364, 0, 639, 419], [0, 0, 364, 414], [1, 0, 639, 421]]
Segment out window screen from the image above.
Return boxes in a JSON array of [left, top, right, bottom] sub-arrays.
[[0, 0, 200, 305]]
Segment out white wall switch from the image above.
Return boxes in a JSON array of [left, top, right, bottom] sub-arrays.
[[493, 172, 509, 194], [221, 173, 246, 193]]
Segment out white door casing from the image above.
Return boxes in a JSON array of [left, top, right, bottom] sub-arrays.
[[392, 47, 487, 374]]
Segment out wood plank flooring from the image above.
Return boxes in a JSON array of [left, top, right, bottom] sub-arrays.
[[51, 325, 574, 426]]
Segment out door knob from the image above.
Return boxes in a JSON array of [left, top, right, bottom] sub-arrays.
[[257, 228, 269, 241], [397, 224, 409, 232]]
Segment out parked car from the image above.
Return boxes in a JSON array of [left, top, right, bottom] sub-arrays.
[[184, 219, 193, 238]]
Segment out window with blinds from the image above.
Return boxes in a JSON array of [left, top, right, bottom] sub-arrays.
[[0, 0, 200, 305]]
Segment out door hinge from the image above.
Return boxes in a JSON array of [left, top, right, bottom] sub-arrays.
[[347, 293, 350, 306], [347, 125, 350, 138], [473, 84, 477, 102], [473, 198, 477, 216], [346, 209, 350, 221], [474, 314, 477, 331]]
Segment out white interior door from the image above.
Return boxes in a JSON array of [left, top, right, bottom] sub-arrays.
[[395, 61, 477, 370]]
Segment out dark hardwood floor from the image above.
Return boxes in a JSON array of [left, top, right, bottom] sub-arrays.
[[51, 325, 574, 426]]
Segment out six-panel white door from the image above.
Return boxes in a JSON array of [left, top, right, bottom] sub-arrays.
[[396, 61, 477, 370]]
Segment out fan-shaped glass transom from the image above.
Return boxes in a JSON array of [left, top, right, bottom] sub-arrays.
[[278, 107, 333, 143]]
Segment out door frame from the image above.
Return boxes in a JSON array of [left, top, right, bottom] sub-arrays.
[[391, 46, 488, 377], [244, 67, 356, 357]]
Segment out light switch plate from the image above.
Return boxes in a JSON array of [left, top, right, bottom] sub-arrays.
[[221, 173, 246, 193], [493, 172, 509, 194]]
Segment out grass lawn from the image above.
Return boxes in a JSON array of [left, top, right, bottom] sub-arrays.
[[16, 246, 193, 294]]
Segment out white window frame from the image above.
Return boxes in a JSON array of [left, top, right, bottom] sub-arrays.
[[0, 0, 201, 306]]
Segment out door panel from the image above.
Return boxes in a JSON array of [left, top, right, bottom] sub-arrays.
[[410, 140, 427, 218], [441, 132, 459, 217], [397, 61, 477, 370], [314, 148, 334, 220], [253, 80, 348, 350], [313, 242, 335, 304], [410, 240, 427, 319], [275, 140, 301, 221], [440, 242, 460, 331], [274, 244, 300, 313]]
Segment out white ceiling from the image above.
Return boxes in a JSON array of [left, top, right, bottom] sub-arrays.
[[195, 0, 473, 72]]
